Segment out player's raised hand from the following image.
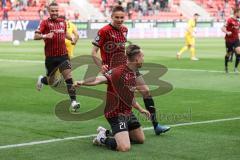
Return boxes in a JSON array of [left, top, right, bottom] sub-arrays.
[[101, 65, 109, 74]]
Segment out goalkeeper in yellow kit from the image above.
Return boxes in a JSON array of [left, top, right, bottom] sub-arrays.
[[177, 13, 199, 61]]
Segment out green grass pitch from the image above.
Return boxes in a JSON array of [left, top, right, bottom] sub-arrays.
[[0, 38, 239, 160]]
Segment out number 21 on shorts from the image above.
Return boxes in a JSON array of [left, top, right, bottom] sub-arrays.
[[119, 122, 126, 129]]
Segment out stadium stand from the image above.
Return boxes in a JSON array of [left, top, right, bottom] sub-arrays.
[[0, 0, 76, 20], [0, 0, 238, 21], [89, 0, 185, 21], [88, 0, 238, 21], [194, 0, 236, 20]]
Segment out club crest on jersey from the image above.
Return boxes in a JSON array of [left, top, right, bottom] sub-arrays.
[[60, 22, 64, 26]]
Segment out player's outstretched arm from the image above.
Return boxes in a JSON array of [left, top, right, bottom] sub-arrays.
[[74, 75, 107, 87], [132, 99, 150, 119]]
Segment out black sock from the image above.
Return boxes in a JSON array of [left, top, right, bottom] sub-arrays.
[[104, 137, 117, 150], [143, 97, 158, 128], [65, 78, 76, 101], [225, 56, 229, 68], [41, 76, 48, 85], [235, 55, 240, 68]]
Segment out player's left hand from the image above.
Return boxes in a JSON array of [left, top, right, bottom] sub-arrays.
[[140, 109, 151, 119]]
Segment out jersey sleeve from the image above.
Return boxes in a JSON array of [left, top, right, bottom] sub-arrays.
[[35, 20, 47, 34], [92, 29, 106, 47]]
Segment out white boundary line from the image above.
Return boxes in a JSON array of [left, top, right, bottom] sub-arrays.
[[0, 59, 231, 73], [168, 68, 225, 73], [0, 117, 239, 150], [0, 59, 43, 64]]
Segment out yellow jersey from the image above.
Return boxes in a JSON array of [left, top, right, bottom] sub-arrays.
[[185, 19, 196, 37], [65, 21, 77, 58], [65, 21, 77, 45]]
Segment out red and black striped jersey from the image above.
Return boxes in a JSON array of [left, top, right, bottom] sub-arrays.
[[35, 18, 67, 57], [225, 17, 240, 42], [104, 64, 137, 118], [92, 24, 128, 70]]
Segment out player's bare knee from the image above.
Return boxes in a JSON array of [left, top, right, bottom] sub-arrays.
[[117, 144, 131, 152], [136, 136, 145, 144]]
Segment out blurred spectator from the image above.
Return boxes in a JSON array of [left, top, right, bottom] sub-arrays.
[[39, 8, 44, 20], [99, 0, 169, 18], [74, 10, 80, 20], [236, 0, 240, 7], [3, 5, 9, 20], [207, 0, 214, 8]]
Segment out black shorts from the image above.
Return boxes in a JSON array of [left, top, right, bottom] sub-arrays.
[[107, 113, 141, 135], [45, 55, 71, 76], [225, 40, 240, 53]]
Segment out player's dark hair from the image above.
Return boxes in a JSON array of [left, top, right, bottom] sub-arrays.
[[126, 44, 141, 61], [233, 8, 240, 14], [49, 2, 58, 7], [112, 5, 125, 14]]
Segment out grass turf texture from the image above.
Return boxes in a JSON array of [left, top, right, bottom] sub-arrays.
[[0, 38, 239, 160]]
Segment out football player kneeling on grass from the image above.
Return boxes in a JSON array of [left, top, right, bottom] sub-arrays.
[[74, 44, 150, 152]]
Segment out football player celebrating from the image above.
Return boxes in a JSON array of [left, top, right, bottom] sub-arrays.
[[75, 45, 150, 152], [91, 5, 170, 135]]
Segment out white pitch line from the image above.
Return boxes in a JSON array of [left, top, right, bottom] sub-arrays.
[[0, 117, 239, 150], [143, 117, 240, 130], [0, 59, 231, 73], [0, 59, 44, 64], [168, 68, 225, 73]]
